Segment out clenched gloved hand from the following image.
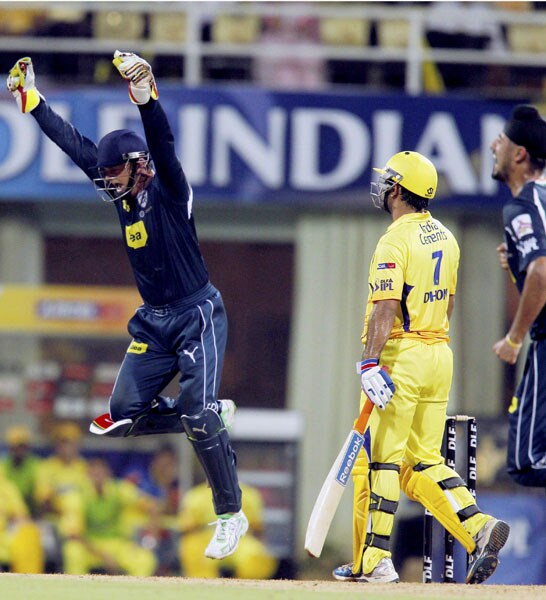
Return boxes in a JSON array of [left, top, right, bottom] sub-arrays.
[[112, 50, 159, 105], [6, 57, 43, 113], [357, 358, 395, 410]]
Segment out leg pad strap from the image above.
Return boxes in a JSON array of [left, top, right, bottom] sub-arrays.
[[458, 504, 480, 522], [369, 492, 398, 515], [365, 532, 391, 552], [369, 462, 401, 473], [439, 476, 466, 490]]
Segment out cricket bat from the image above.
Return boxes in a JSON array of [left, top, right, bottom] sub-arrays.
[[304, 398, 374, 557]]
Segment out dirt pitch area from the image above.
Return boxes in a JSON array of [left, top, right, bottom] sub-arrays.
[[1, 574, 545, 600]]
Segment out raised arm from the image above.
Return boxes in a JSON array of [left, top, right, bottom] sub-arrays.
[[7, 57, 99, 179], [138, 100, 187, 195], [112, 51, 188, 198]]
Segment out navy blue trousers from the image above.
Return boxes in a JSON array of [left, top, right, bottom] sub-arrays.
[[109, 283, 227, 422], [507, 339, 546, 487]]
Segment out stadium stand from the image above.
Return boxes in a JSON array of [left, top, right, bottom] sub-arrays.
[[0, 1, 545, 97]]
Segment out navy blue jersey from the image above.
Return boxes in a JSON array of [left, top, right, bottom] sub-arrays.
[[503, 181, 546, 340], [32, 100, 209, 307]]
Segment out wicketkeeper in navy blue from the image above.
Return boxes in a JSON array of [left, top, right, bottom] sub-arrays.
[[491, 105, 546, 488], [7, 52, 248, 559]]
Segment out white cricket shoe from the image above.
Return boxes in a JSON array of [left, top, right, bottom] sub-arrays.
[[219, 399, 236, 431], [466, 518, 510, 584], [333, 558, 399, 583], [360, 558, 399, 583], [205, 510, 248, 559]]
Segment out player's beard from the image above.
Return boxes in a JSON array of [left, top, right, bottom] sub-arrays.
[[491, 163, 506, 183], [491, 152, 508, 183], [382, 190, 392, 214]]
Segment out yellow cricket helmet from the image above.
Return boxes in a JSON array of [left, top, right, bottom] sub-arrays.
[[5, 425, 31, 447], [371, 151, 437, 208]]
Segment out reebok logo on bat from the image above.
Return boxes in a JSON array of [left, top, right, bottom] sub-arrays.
[[335, 432, 364, 486]]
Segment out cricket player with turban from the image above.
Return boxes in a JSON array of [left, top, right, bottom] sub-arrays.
[[7, 53, 247, 560], [333, 151, 509, 584], [490, 105, 546, 487]]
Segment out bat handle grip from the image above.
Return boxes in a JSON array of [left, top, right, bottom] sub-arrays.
[[354, 398, 374, 434]]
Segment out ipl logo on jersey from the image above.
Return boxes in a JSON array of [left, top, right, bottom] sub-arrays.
[[374, 278, 394, 292], [516, 236, 539, 258]]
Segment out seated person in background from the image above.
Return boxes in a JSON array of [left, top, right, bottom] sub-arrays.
[[129, 444, 181, 574], [132, 444, 180, 529], [253, 14, 326, 90], [0, 425, 42, 516], [0, 469, 44, 573], [33, 421, 91, 571], [34, 422, 90, 528], [179, 479, 277, 579], [62, 457, 157, 576]]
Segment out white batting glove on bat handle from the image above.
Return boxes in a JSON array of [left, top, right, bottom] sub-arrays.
[[112, 50, 159, 105], [356, 358, 395, 410]]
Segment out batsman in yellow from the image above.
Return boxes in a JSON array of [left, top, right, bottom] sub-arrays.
[[333, 151, 509, 584]]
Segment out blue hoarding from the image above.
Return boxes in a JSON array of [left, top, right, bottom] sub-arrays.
[[0, 85, 515, 206]]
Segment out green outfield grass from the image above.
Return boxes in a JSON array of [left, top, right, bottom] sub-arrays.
[[0, 574, 542, 600]]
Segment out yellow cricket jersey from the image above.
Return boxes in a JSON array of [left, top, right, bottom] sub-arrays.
[[362, 211, 459, 344], [34, 457, 90, 505]]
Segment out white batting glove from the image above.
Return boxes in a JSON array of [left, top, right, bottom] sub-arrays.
[[357, 358, 395, 410], [6, 57, 43, 113], [112, 50, 159, 105]]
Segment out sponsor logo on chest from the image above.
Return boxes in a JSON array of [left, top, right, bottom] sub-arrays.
[[125, 221, 148, 249]]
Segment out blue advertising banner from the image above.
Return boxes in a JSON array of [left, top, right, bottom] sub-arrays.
[[479, 492, 546, 585], [0, 85, 515, 206]]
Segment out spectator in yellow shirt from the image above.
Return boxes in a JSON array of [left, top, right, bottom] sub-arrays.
[[62, 457, 157, 576], [0, 425, 42, 516], [34, 421, 90, 533], [0, 469, 44, 573]]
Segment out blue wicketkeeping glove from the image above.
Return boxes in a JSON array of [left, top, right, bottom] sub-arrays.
[[112, 50, 159, 105], [6, 57, 43, 113], [357, 358, 395, 410]]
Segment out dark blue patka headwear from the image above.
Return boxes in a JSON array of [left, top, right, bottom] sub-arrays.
[[504, 105, 546, 159]]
